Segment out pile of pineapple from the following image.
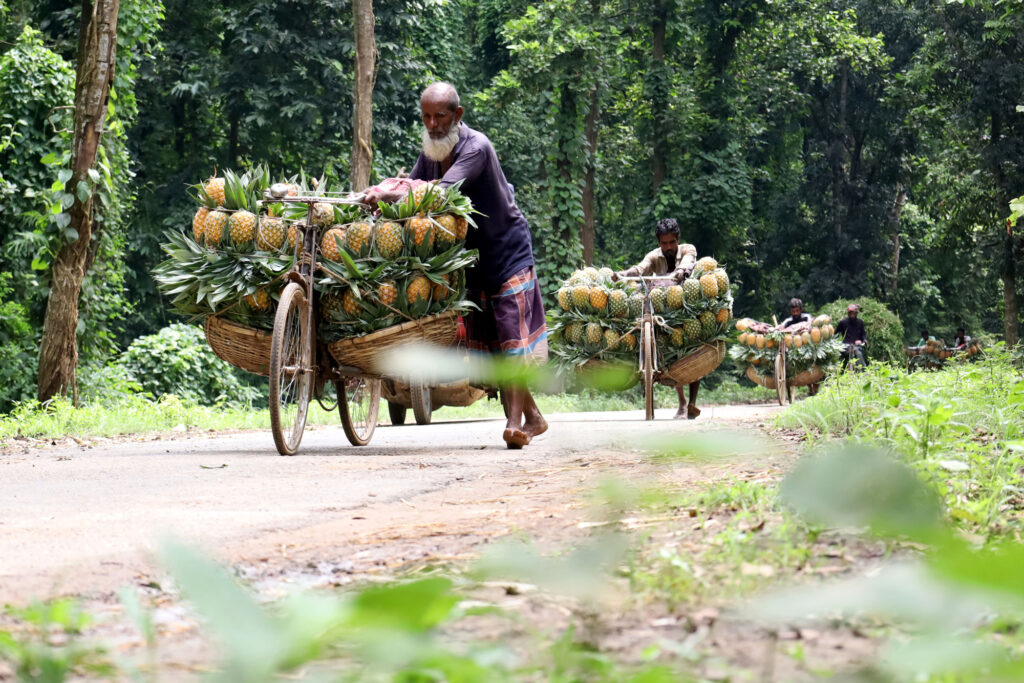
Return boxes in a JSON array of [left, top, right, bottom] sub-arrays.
[[550, 257, 734, 370], [155, 168, 478, 340], [728, 315, 843, 378]]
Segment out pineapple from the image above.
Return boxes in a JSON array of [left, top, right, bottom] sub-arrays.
[[666, 285, 684, 310], [714, 268, 729, 294], [810, 327, 822, 343], [670, 327, 685, 346], [715, 307, 730, 325], [585, 322, 603, 347], [608, 290, 628, 318], [228, 210, 257, 246], [755, 333, 766, 349], [693, 256, 717, 277], [431, 273, 451, 301], [598, 267, 614, 282], [582, 267, 599, 283], [557, 288, 571, 311], [571, 322, 587, 345], [699, 311, 716, 337], [454, 215, 469, 241], [628, 293, 644, 318], [411, 182, 442, 213], [563, 322, 577, 343], [589, 286, 608, 312], [310, 202, 334, 228], [801, 331, 811, 346], [204, 177, 226, 207], [567, 272, 585, 287], [374, 221, 404, 259], [287, 221, 303, 251], [650, 287, 666, 313], [224, 172, 258, 246], [245, 288, 270, 311], [377, 280, 398, 307], [699, 273, 719, 299], [434, 214, 457, 250], [256, 208, 286, 252], [682, 319, 701, 341], [321, 227, 346, 261], [620, 332, 637, 350], [342, 288, 362, 318], [683, 278, 701, 304], [793, 333, 803, 348], [408, 216, 434, 254], [603, 329, 620, 350], [345, 221, 374, 257], [321, 293, 346, 321], [407, 275, 431, 305], [203, 210, 229, 246], [571, 285, 591, 310], [192, 207, 209, 243]]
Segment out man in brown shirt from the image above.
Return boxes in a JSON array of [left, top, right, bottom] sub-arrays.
[[613, 219, 702, 419]]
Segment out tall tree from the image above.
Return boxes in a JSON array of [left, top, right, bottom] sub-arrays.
[[351, 0, 375, 190], [37, 0, 119, 402]]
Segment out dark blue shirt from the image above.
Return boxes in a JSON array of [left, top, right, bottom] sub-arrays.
[[836, 316, 866, 344], [410, 123, 535, 292]]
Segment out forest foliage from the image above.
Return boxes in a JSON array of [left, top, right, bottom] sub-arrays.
[[0, 0, 1023, 411]]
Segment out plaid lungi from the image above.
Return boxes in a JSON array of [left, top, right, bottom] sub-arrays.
[[465, 266, 548, 362]]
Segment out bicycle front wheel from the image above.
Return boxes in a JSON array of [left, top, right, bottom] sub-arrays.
[[642, 320, 655, 420], [269, 282, 314, 455], [339, 377, 381, 446]]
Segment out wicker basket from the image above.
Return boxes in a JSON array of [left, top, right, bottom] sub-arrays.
[[663, 341, 726, 386], [745, 364, 824, 389], [327, 311, 459, 374], [205, 316, 273, 376], [580, 359, 640, 391], [382, 378, 487, 408]]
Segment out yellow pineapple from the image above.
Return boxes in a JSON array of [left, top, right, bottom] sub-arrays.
[[321, 227, 346, 261], [228, 210, 257, 246], [557, 287, 571, 311], [310, 202, 334, 228], [570, 285, 590, 310], [342, 288, 362, 318], [245, 288, 270, 311], [699, 273, 719, 299], [374, 221, 404, 259], [407, 275, 431, 305], [604, 329, 620, 349], [377, 280, 398, 307], [434, 214, 457, 250], [670, 327, 685, 346], [715, 307, 730, 324], [408, 216, 434, 254], [192, 207, 209, 243], [256, 214, 286, 251], [431, 273, 451, 301], [287, 221, 303, 251], [345, 221, 373, 257], [203, 210, 229, 246], [454, 215, 468, 240], [204, 177, 225, 207], [589, 286, 608, 312], [620, 332, 637, 350]]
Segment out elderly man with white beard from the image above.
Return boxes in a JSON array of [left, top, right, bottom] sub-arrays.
[[364, 82, 548, 450]]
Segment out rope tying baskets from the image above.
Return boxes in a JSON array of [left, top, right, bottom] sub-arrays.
[[328, 311, 459, 374], [205, 316, 273, 376]]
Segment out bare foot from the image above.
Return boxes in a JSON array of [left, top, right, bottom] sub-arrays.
[[673, 406, 687, 420], [524, 416, 548, 438], [503, 428, 531, 449], [687, 405, 701, 420]]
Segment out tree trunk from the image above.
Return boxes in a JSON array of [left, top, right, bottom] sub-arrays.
[[581, 86, 599, 266], [351, 0, 375, 191], [650, 0, 667, 193], [888, 185, 907, 296], [37, 0, 119, 403], [1004, 220, 1019, 347]]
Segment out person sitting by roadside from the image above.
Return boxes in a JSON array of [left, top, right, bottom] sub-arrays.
[[954, 327, 969, 350], [836, 303, 867, 371], [612, 218, 699, 419]]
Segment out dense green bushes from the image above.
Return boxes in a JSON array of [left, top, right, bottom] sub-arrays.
[[116, 324, 260, 406], [821, 297, 904, 364]]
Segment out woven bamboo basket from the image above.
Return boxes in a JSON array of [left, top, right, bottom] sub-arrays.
[[580, 358, 640, 391], [382, 378, 487, 408], [204, 316, 273, 376], [327, 311, 459, 374], [745, 364, 824, 389], [663, 341, 726, 386]]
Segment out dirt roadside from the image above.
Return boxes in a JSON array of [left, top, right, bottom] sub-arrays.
[[0, 404, 880, 680]]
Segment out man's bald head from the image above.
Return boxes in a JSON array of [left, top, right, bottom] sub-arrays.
[[421, 82, 460, 112]]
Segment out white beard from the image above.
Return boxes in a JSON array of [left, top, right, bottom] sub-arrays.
[[421, 124, 460, 162]]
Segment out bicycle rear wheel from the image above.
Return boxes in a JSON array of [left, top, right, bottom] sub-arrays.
[[269, 283, 313, 455], [411, 383, 432, 425], [339, 377, 381, 446]]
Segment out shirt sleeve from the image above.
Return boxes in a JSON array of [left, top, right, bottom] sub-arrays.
[[439, 144, 486, 187], [409, 154, 429, 181]]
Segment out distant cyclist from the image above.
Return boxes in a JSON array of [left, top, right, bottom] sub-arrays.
[[778, 298, 819, 395], [837, 303, 867, 371]]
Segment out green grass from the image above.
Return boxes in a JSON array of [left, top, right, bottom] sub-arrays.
[[777, 347, 1024, 539], [1, 377, 776, 444]]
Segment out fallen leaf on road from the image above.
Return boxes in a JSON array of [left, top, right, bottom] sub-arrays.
[[200, 464, 227, 469]]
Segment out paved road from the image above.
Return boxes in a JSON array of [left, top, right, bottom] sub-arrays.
[[0, 404, 781, 603]]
